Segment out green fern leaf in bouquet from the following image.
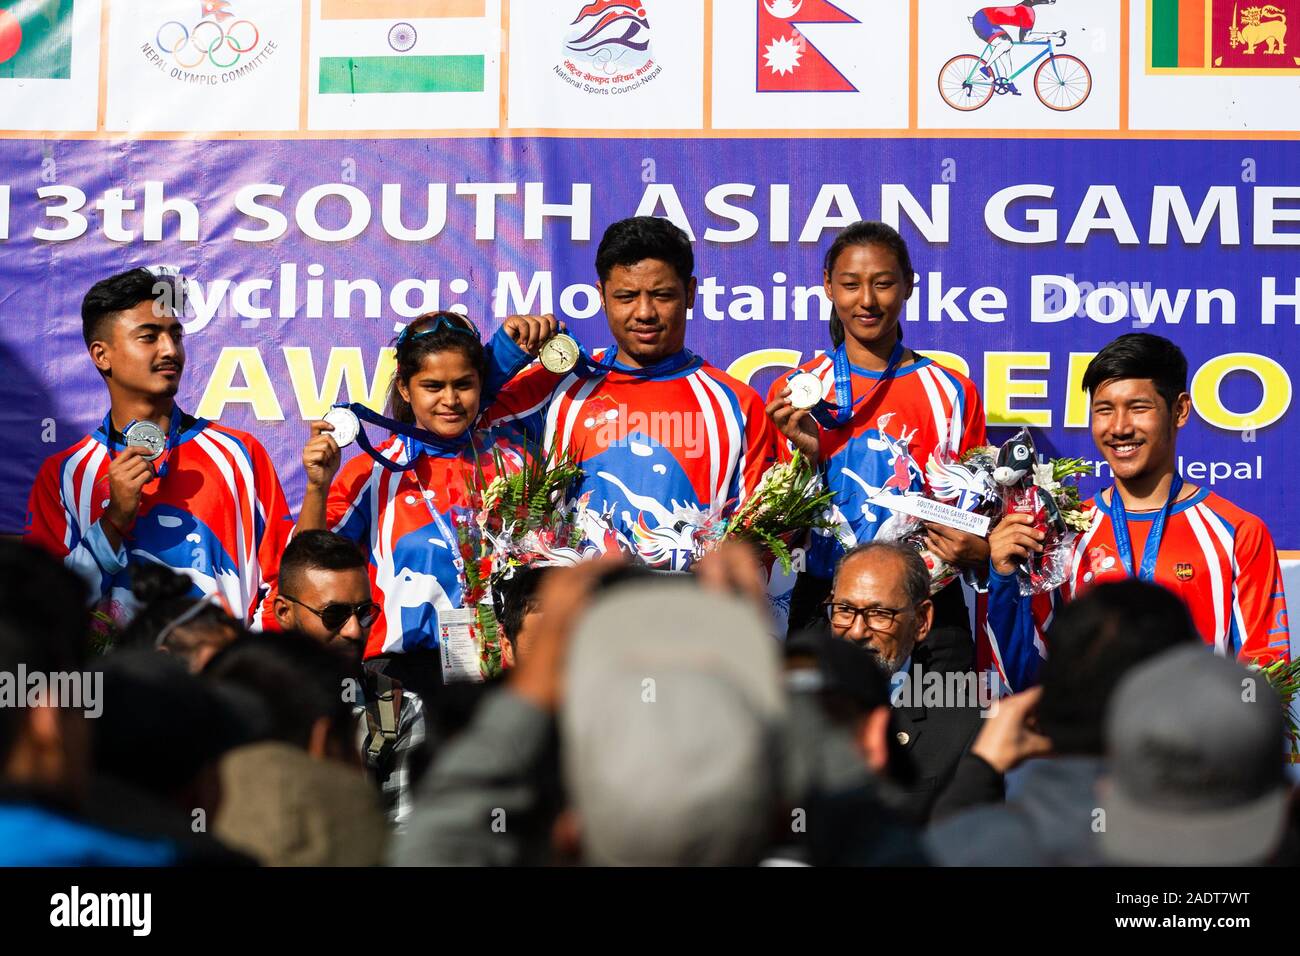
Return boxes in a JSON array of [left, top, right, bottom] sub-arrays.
[[720, 451, 842, 574]]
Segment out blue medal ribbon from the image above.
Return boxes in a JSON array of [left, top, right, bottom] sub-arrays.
[[573, 343, 700, 381], [1109, 474, 1184, 582], [336, 403, 472, 473], [809, 340, 906, 430]]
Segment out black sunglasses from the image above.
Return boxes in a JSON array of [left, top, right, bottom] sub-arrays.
[[281, 595, 380, 632]]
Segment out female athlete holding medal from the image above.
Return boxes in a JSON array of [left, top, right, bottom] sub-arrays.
[[293, 311, 557, 697], [766, 221, 991, 639]]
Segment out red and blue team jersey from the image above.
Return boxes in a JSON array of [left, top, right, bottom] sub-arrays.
[[981, 5, 1036, 28], [984, 487, 1292, 690], [769, 353, 988, 580], [321, 427, 529, 660], [24, 412, 293, 630], [484, 337, 778, 570]]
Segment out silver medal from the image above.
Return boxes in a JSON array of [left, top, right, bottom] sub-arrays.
[[124, 420, 166, 461], [539, 333, 580, 374], [786, 372, 826, 411], [323, 406, 360, 448]]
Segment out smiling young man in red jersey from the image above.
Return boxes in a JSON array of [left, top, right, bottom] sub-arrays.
[[986, 333, 1290, 690], [25, 269, 293, 630]]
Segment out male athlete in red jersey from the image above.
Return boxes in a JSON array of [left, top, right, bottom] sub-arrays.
[[25, 269, 293, 630], [986, 333, 1290, 690], [486, 217, 778, 572], [971, 0, 1056, 95]]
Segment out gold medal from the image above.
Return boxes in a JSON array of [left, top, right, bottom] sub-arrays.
[[539, 333, 581, 374]]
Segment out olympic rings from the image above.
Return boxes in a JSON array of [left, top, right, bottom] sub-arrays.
[[156, 21, 189, 54], [156, 15, 262, 71], [225, 20, 259, 54], [207, 32, 239, 69], [173, 32, 209, 69]]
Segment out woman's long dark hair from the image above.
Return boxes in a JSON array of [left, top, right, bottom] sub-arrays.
[[823, 221, 915, 349], [387, 311, 488, 426]]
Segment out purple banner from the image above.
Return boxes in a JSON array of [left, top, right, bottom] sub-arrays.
[[1, 136, 1296, 547]]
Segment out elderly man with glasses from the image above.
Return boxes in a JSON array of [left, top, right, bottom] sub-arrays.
[[822, 541, 993, 824]]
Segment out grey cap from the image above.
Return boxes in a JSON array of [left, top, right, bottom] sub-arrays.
[[561, 579, 785, 866], [1101, 645, 1289, 867]]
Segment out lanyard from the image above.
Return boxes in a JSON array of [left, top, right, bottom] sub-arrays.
[[408, 456, 468, 577], [102, 407, 186, 479], [1110, 474, 1184, 582], [574, 344, 699, 381], [340, 402, 472, 473], [810, 340, 906, 429]]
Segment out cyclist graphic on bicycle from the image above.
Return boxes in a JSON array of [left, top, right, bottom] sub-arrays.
[[971, 1, 1056, 95], [938, 0, 1090, 113]]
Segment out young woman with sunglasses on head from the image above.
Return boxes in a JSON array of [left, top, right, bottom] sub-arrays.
[[294, 311, 538, 696], [767, 221, 991, 643]]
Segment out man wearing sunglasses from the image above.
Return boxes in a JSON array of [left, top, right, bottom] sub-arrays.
[[824, 541, 989, 824], [273, 531, 425, 829]]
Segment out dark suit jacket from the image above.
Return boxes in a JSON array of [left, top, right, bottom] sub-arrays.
[[886, 625, 994, 825]]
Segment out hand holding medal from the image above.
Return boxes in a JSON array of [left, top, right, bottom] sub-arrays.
[[501, 313, 567, 360], [103, 438, 159, 544], [303, 413, 348, 490], [765, 373, 824, 463]]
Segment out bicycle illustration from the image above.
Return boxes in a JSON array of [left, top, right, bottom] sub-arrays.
[[938, 29, 1092, 112]]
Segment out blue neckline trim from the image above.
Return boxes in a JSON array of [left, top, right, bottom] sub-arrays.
[[94, 409, 206, 450], [605, 347, 701, 380], [1096, 485, 1208, 521], [848, 356, 933, 380]]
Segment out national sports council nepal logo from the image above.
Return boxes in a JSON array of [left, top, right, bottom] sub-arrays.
[[555, 0, 661, 95], [142, 0, 277, 85]]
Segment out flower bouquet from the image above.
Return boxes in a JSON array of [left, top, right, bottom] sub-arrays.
[[1256, 657, 1300, 757], [456, 444, 588, 680], [875, 446, 1002, 594], [712, 451, 842, 574], [991, 427, 1095, 596]]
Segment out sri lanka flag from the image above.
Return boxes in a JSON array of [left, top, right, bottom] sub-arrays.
[[758, 0, 857, 92], [0, 0, 74, 79], [317, 0, 487, 95], [1151, 0, 1300, 71]]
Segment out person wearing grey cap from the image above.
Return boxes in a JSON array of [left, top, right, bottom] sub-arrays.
[[925, 579, 1199, 866], [1100, 645, 1292, 867], [393, 545, 790, 866]]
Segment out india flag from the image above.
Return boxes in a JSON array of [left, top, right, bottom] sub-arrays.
[[0, 0, 74, 79], [316, 0, 488, 95]]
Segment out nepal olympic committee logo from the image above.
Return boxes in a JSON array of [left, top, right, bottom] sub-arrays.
[[143, 1, 277, 83]]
